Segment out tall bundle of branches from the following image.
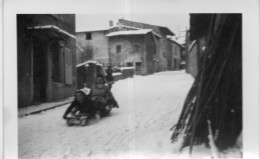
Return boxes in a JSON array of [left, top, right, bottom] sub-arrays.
[[171, 14, 242, 152]]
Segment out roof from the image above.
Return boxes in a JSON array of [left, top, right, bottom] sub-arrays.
[[118, 19, 175, 36], [159, 26, 175, 36], [112, 25, 162, 38], [27, 25, 76, 39], [76, 24, 141, 33], [113, 72, 122, 76], [106, 29, 152, 37], [76, 60, 97, 67], [120, 67, 135, 70], [110, 24, 140, 30], [76, 27, 109, 33], [106, 29, 162, 38]]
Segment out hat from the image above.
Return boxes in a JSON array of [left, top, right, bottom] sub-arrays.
[[76, 87, 91, 95]]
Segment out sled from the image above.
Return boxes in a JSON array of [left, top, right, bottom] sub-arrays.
[[102, 105, 113, 116], [65, 103, 114, 126], [66, 114, 89, 126]]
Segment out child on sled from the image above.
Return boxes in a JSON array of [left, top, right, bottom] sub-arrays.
[[63, 88, 95, 119]]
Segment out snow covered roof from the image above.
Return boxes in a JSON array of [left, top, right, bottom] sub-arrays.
[[112, 72, 122, 76], [111, 24, 162, 38], [106, 29, 152, 37], [120, 67, 135, 70], [76, 24, 141, 33], [76, 60, 98, 67], [96, 63, 103, 66], [106, 29, 162, 38], [76, 27, 109, 33], [27, 25, 76, 39], [110, 24, 141, 30], [118, 19, 175, 36]]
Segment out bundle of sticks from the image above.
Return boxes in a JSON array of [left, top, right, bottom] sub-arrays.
[[171, 14, 242, 153]]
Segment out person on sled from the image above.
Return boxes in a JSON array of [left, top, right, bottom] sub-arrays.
[[63, 88, 95, 119], [91, 74, 119, 114], [105, 66, 114, 90]]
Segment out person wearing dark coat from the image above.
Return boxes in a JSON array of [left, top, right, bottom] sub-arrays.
[[105, 66, 114, 90], [63, 88, 95, 119], [91, 74, 119, 109]]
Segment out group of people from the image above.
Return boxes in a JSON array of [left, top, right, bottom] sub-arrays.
[[63, 68, 118, 120]]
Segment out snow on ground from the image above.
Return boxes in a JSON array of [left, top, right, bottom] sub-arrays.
[[18, 70, 241, 159]]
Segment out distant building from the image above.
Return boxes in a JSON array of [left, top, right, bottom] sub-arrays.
[[76, 28, 109, 65], [106, 29, 159, 75], [17, 14, 77, 108], [169, 39, 185, 70], [76, 19, 178, 74], [117, 19, 176, 72]]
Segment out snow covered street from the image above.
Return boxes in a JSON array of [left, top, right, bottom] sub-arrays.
[[19, 71, 195, 159]]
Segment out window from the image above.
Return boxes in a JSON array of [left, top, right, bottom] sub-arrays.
[[133, 44, 140, 53], [135, 62, 142, 71], [52, 42, 73, 85], [52, 44, 64, 83], [64, 48, 73, 85], [86, 33, 92, 40], [126, 62, 133, 67], [116, 45, 121, 53]]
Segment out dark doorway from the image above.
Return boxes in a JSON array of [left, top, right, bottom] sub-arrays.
[[32, 37, 47, 103], [126, 62, 133, 67], [174, 59, 177, 69], [135, 62, 142, 74]]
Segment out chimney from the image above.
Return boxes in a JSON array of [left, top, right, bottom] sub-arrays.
[[109, 20, 113, 27]]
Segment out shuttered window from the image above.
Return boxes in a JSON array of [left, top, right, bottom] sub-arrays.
[[64, 48, 73, 85], [86, 33, 92, 40], [52, 45, 65, 83], [116, 45, 121, 53]]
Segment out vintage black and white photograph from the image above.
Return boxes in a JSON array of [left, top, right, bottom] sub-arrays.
[[16, 13, 243, 158], [3, 0, 260, 159]]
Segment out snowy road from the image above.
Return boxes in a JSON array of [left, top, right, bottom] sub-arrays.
[[19, 71, 194, 159]]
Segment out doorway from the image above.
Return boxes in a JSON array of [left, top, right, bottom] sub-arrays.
[[32, 37, 47, 104]]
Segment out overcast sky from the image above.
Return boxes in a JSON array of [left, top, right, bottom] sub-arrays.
[[75, 0, 190, 43], [76, 14, 189, 43], [76, 13, 189, 35]]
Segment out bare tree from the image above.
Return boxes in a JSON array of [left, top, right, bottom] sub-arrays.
[[81, 45, 94, 62]]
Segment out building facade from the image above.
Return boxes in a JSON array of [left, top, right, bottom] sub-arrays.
[[106, 29, 157, 75], [117, 19, 175, 72], [170, 39, 184, 70], [75, 19, 177, 75], [76, 29, 109, 65], [17, 14, 77, 108]]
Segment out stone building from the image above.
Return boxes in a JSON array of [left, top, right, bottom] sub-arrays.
[[76, 19, 177, 75], [76, 28, 109, 65], [116, 19, 175, 71], [106, 29, 159, 75], [17, 14, 77, 107], [169, 39, 185, 70]]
